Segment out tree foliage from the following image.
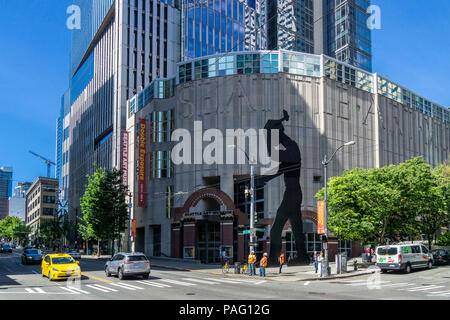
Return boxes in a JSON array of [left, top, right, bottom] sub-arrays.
[[315, 157, 449, 246], [79, 166, 129, 255], [0, 216, 31, 242]]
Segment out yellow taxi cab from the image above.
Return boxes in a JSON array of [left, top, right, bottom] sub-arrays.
[[41, 253, 81, 281]]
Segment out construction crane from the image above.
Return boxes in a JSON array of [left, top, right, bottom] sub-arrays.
[[29, 151, 56, 178]]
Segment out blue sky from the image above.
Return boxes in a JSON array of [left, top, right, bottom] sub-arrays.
[[0, 0, 449, 187]]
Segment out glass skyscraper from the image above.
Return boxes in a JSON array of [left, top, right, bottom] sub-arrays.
[[267, 0, 314, 52], [314, 0, 372, 71], [0, 167, 13, 220], [182, 0, 266, 60]]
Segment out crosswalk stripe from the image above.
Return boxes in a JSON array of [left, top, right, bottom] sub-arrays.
[[92, 284, 119, 292], [428, 290, 450, 295], [66, 286, 91, 294], [85, 285, 110, 293], [204, 278, 242, 284], [254, 280, 267, 285], [349, 281, 391, 286], [34, 288, 45, 293], [110, 282, 144, 290], [160, 279, 197, 286], [135, 280, 171, 288], [60, 287, 81, 294], [379, 283, 413, 288], [406, 285, 444, 292], [25, 288, 34, 293], [182, 278, 219, 285]]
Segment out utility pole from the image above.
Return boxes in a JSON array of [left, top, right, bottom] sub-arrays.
[[321, 141, 355, 277], [128, 192, 133, 252]]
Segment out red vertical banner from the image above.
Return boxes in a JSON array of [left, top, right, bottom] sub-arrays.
[[317, 200, 325, 234], [149, 120, 154, 180], [121, 131, 129, 187], [138, 119, 147, 207], [131, 219, 136, 238]]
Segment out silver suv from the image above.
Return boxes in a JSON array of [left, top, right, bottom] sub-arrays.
[[105, 252, 151, 280]]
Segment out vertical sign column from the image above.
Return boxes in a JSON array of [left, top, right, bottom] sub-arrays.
[[121, 131, 129, 187], [138, 119, 147, 207], [317, 200, 325, 234]]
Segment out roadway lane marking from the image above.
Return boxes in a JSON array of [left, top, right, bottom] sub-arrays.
[[379, 283, 413, 288], [109, 282, 144, 290], [136, 280, 172, 288], [85, 284, 117, 293], [182, 278, 219, 285], [204, 278, 242, 284], [32, 270, 39, 274], [81, 272, 113, 283], [254, 280, 266, 285], [405, 285, 445, 292], [348, 281, 391, 286], [25, 288, 45, 293], [60, 287, 81, 294], [66, 286, 91, 294], [428, 290, 450, 295], [159, 279, 197, 286]]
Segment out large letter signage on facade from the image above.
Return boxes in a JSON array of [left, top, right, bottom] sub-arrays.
[[138, 119, 147, 207]]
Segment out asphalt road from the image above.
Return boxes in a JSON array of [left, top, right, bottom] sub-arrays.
[[1, 249, 450, 300]]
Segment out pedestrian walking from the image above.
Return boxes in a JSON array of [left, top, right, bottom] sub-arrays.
[[365, 247, 371, 262], [313, 251, 319, 273], [248, 251, 256, 276], [259, 253, 268, 277], [278, 252, 285, 273], [317, 251, 324, 278]]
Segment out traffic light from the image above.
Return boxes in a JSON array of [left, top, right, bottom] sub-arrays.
[[253, 212, 259, 224]]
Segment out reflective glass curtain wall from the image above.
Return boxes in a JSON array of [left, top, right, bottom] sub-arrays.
[[325, 0, 372, 71], [183, 0, 264, 60], [268, 0, 314, 53]]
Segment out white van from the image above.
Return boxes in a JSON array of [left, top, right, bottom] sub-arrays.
[[375, 244, 433, 273]]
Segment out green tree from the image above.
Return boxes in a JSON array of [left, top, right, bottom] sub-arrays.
[[0, 216, 31, 243], [437, 232, 450, 246], [315, 157, 448, 246], [79, 167, 128, 257]]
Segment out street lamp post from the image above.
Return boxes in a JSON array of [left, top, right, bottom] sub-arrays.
[[321, 141, 355, 277], [227, 145, 256, 254], [128, 192, 133, 253]]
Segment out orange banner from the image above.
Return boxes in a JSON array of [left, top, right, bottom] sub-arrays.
[[131, 219, 136, 238], [317, 200, 325, 234]]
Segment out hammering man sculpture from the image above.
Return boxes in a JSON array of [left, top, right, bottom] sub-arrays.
[[258, 110, 309, 266]]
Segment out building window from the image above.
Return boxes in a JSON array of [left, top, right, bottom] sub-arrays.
[[151, 150, 172, 178], [150, 110, 174, 142]]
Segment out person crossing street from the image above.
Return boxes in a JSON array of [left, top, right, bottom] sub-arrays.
[[248, 251, 256, 276], [259, 253, 268, 277]]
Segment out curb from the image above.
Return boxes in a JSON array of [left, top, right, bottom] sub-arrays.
[[151, 264, 379, 281]]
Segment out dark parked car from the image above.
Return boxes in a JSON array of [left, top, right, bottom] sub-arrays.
[[432, 249, 450, 265], [22, 249, 44, 265], [1, 244, 12, 253]]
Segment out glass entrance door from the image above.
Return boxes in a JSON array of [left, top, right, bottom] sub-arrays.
[[197, 221, 220, 264]]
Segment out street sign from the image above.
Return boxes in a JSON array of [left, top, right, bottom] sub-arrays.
[[256, 228, 265, 232], [249, 242, 258, 246], [242, 230, 251, 235]]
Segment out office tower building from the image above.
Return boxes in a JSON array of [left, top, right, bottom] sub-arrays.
[[314, 0, 372, 71], [182, 0, 267, 60], [60, 0, 181, 225], [267, 0, 314, 52], [0, 167, 13, 220]]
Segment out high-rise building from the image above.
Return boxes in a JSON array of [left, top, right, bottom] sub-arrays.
[[267, 0, 314, 52], [60, 0, 181, 224], [314, 0, 372, 71], [0, 167, 13, 220], [182, 0, 267, 60], [8, 182, 32, 221]]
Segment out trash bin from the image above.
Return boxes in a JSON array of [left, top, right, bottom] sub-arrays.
[[335, 254, 342, 274], [234, 262, 241, 274], [341, 255, 347, 273]]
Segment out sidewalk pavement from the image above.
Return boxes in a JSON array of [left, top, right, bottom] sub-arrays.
[[79, 254, 378, 282]]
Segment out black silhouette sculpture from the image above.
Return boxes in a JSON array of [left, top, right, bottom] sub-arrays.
[[258, 110, 309, 266]]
